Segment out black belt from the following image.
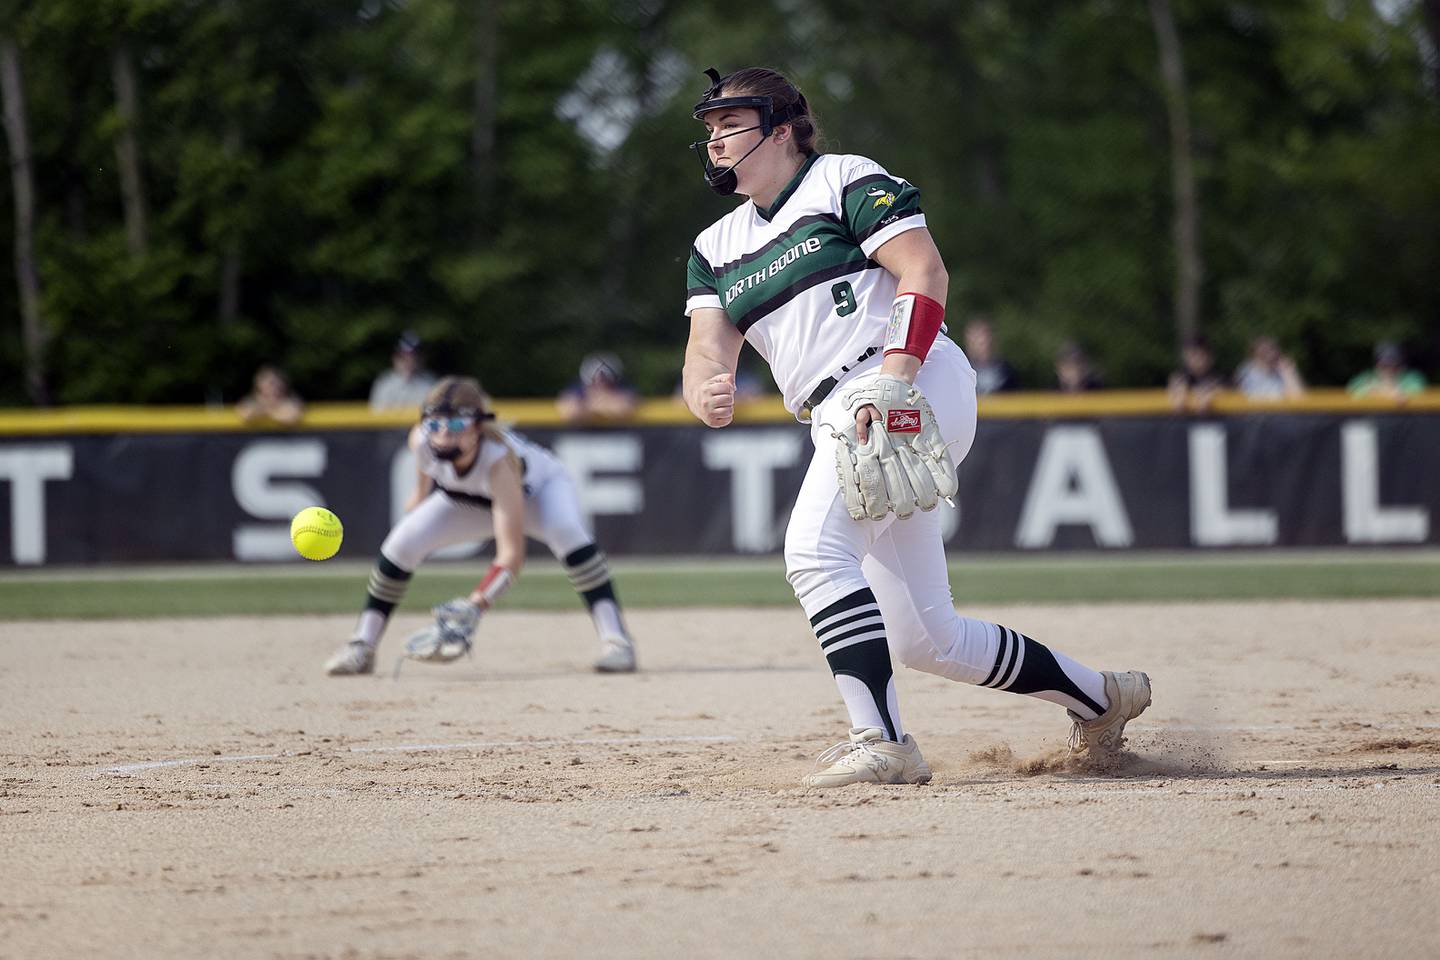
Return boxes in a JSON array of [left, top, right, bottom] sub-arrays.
[[799, 347, 881, 421], [439, 485, 493, 509]]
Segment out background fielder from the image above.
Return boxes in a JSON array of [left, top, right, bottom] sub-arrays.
[[681, 67, 1151, 787], [325, 376, 636, 676]]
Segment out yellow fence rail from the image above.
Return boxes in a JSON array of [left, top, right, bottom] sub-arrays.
[[0, 388, 1437, 435]]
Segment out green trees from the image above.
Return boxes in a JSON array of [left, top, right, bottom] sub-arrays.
[[1, 0, 1435, 404]]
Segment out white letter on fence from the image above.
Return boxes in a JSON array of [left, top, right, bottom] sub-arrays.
[[1342, 422, 1428, 543], [703, 430, 802, 552], [232, 440, 328, 560], [1016, 427, 1133, 548], [552, 435, 643, 525], [0, 445, 74, 565], [390, 444, 415, 526], [1189, 425, 1277, 546]]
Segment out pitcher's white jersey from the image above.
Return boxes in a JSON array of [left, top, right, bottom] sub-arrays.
[[415, 429, 561, 503], [685, 153, 929, 413]]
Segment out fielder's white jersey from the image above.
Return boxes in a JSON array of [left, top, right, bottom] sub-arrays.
[[685, 153, 928, 413], [415, 428, 562, 504]]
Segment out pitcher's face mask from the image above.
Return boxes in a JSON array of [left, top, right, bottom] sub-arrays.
[[688, 68, 805, 196]]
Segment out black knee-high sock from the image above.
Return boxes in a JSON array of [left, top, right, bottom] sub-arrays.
[[564, 543, 628, 639], [364, 552, 412, 617], [981, 626, 1106, 717], [811, 588, 900, 740], [353, 553, 412, 646], [562, 543, 618, 608]]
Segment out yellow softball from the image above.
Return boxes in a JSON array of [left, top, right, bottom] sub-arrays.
[[290, 506, 343, 561]]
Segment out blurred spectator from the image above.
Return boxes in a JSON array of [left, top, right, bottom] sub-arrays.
[[236, 365, 303, 426], [732, 367, 768, 400], [1234, 336, 1305, 400], [1168, 335, 1223, 413], [1054, 341, 1104, 393], [1348, 341, 1426, 402], [963, 317, 1019, 394], [558, 352, 640, 422], [369, 331, 438, 411]]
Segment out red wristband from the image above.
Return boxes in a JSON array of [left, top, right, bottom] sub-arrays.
[[882, 292, 946, 360], [474, 563, 514, 608]]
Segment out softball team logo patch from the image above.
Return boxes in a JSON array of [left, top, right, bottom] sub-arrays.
[[886, 409, 922, 433]]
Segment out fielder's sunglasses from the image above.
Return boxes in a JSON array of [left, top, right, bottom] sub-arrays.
[[421, 414, 477, 434]]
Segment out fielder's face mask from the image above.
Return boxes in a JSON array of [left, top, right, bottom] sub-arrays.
[[420, 404, 493, 460], [689, 68, 806, 196]]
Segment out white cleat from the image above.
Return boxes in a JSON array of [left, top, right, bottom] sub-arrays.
[[804, 727, 933, 788], [593, 636, 636, 673], [1068, 670, 1152, 758], [325, 639, 376, 676]]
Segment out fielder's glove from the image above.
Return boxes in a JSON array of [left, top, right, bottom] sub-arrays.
[[403, 597, 481, 664], [833, 374, 959, 521]]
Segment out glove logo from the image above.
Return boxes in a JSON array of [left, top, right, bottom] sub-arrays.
[[886, 408, 922, 433]]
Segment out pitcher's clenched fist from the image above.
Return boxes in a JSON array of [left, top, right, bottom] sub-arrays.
[[694, 372, 736, 427]]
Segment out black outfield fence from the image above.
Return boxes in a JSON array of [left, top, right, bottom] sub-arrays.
[[1, 409, 1434, 565]]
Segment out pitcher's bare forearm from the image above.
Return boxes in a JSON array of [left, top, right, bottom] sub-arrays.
[[684, 308, 745, 426], [873, 228, 949, 385]]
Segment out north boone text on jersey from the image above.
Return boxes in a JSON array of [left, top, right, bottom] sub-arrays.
[[724, 236, 823, 305]]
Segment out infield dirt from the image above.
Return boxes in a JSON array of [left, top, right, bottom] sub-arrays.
[[3, 600, 1438, 959]]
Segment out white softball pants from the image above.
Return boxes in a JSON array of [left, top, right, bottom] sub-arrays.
[[784, 338, 1004, 685], [380, 473, 596, 571]]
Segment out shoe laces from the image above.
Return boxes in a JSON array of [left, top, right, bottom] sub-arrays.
[[813, 737, 889, 773], [1067, 720, 1085, 754]]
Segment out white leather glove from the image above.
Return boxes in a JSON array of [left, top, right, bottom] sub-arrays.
[[403, 598, 481, 663], [833, 374, 958, 521]]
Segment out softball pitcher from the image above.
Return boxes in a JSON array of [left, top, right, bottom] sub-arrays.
[[681, 67, 1151, 786], [324, 377, 636, 676]]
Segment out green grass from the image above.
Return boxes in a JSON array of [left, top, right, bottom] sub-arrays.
[[2, 553, 1437, 619]]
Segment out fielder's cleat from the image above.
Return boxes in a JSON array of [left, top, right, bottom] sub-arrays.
[[593, 635, 636, 673], [1068, 670, 1152, 758], [324, 639, 376, 676], [804, 727, 932, 788]]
